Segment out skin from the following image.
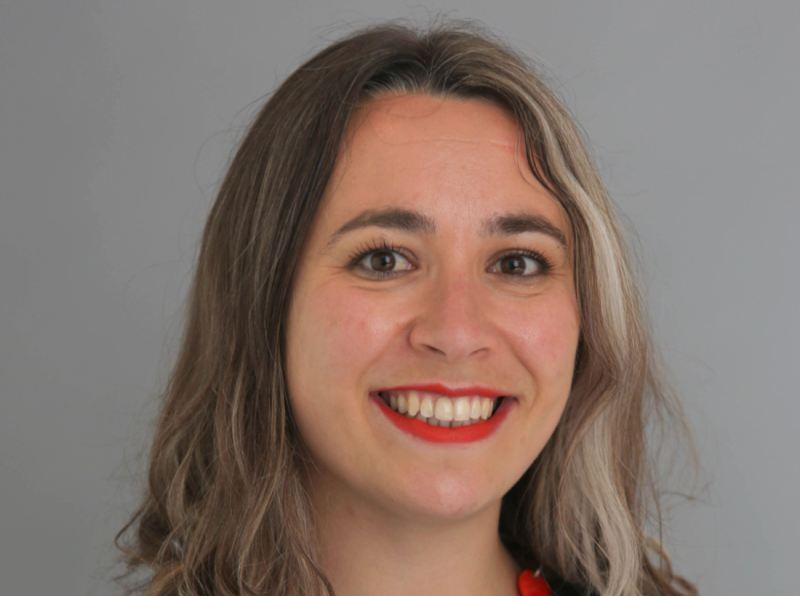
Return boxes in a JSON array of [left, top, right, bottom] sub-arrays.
[[285, 94, 581, 596]]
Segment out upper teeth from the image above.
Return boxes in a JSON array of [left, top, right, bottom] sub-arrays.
[[383, 391, 498, 426]]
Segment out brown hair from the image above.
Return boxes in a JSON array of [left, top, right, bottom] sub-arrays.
[[115, 21, 698, 596]]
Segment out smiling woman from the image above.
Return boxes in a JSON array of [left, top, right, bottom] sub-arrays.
[[115, 22, 698, 596]]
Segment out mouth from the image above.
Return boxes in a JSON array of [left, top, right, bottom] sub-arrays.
[[370, 387, 515, 444]]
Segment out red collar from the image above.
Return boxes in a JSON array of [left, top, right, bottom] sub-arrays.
[[518, 569, 552, 596]]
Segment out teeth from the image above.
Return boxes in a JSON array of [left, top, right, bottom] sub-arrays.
[[434, 396, 454, 421], [382, 391, 505, 428], [453, 396, 471, 421], [480, 397, 492, 420], [470, 397, 482, 420], [420, 395, 434, 418], [407, 391, 420, 416]]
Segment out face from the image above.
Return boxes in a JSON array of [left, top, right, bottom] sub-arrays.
[[285, 94, 580, 521]]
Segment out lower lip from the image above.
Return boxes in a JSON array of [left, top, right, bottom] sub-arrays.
[[370, 393, 514, 444]]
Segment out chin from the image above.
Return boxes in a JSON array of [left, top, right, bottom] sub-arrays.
[[384, 468, 501, 522]]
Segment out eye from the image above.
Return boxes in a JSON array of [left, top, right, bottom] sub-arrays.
[[346, 241, 552, 280], [347, 240, 415, 278], [488, 250, 551, 279]]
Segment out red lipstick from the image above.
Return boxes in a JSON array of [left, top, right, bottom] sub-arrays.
[[378, 383, 507, 398], [370, 388, 514, 444]]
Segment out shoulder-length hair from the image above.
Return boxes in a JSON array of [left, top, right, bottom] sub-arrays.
[[116, 21, 698, 596]]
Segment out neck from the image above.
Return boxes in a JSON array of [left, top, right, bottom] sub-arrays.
[[306, 469, 522, 596]]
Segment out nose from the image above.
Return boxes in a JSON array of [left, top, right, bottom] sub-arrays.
[[408, 269, 495, 362]]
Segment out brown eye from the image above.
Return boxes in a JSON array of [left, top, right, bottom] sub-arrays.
[[500, 256, 525, 274], [352, 247, 414, 278], [489, 252, 547, 278], [370, 251, 396, 271]]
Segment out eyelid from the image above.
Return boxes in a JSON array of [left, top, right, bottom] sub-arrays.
[[346, 239, 416, 278], [362, 249, 414, 273], [345, 239, 553, 280], [487, 248, 552, 279]]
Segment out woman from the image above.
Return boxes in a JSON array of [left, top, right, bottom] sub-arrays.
[[116, 22, 698, 596]]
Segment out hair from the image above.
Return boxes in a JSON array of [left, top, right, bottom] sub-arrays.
[[115, 20, 699, 596]]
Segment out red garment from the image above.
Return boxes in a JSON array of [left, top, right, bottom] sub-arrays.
[[517, 569, 552, 596]]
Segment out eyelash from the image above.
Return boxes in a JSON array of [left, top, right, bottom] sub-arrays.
[[346, 238, 554, 281]]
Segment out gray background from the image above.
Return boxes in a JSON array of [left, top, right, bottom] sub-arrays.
[[1, 1, 797, 595]]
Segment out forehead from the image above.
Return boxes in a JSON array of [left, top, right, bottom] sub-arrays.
[[317, 94, 569, 242], [349, 93, 521, 147]]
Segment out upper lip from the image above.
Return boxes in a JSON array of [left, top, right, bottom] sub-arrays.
[[374, 383, 512, 399]]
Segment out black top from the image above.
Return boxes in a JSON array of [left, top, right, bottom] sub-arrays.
[[542, 570, 595, 596], [502, 535, 594, 596]]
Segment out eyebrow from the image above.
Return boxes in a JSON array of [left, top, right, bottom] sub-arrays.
[[324, 206, 568, 251]]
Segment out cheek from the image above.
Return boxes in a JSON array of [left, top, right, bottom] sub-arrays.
[[500, 291, 580, 394], [286, 284, 389, 467], [493, 293, 579, 459], [289, 283, 400, 394]]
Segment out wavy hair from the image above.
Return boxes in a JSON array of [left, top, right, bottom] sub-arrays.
[[115, 21, 698, 596]]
